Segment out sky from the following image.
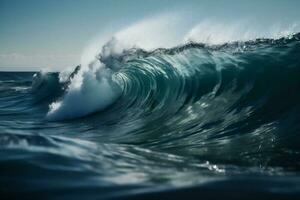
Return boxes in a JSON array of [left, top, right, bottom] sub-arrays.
[[0, 0, 300, 71]]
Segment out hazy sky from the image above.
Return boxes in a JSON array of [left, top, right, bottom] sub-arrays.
[[1, 0, 300, 71]]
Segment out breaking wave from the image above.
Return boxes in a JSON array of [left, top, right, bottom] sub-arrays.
[[1, 29, 300, 199]]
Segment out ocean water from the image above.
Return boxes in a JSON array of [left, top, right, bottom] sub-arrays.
[[1, 34, 300, 199]]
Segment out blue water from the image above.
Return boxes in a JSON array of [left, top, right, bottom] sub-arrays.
[[1, 34, 300, 199]]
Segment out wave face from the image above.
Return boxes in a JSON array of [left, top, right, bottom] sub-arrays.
[[1, 34, 300, 199]]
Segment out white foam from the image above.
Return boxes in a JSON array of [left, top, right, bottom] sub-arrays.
[[46, 61, 121, 121]]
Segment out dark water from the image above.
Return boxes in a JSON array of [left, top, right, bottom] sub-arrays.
[[1, 34, 300, 199]]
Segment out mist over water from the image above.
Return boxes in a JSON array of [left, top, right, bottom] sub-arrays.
[[1, 15, 300, 199]]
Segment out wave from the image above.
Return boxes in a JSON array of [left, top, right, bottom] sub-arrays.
[[2, 33, 300, 199], [27, 33, 300, 167], [43, 33, 300, 119]]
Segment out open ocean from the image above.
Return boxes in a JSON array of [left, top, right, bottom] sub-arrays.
[[1, 33, 300, 199]]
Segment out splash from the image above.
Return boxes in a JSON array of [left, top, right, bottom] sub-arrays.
[[46, 13, 183, 121], [46, 61, 121, 121]]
